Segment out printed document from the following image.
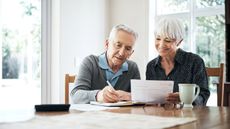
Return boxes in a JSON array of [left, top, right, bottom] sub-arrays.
[[1, 111, 196, 129], [70, 104, 119, 111], [131, 79, 174, 103]]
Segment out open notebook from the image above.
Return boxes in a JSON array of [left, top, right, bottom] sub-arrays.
[[90, 101, 144, 107]]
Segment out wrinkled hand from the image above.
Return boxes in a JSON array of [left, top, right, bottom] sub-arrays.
[[116, 90, 131, 101], [96, 86, 119, 103], [165, 92, 180, 104]]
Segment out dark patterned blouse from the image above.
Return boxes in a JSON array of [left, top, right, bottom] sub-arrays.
[[146, 48, 210, 106]]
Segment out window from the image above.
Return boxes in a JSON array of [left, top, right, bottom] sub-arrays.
[[0, 0, 41, 108], [150, 0, 225, 106]]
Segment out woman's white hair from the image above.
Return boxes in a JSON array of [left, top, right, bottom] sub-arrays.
[[108, 24, 138, 42], [155, 17, 184, 42]]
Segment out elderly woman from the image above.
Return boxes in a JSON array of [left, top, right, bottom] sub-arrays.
[[146, 17, 210, 106]]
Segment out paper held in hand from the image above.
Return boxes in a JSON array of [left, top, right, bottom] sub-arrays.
[[131, 79, 174, 104]]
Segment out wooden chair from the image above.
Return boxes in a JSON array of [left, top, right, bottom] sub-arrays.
[[206, 63, 224, 106], [65, 74, 76, 104]]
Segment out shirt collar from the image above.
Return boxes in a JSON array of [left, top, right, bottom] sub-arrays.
[[154, 48, 184, 67], [98, 52, 128, 72], [174, 48, 185, 65], [154, 56, 161, 67]]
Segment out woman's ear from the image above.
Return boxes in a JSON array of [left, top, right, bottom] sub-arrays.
[[177, 39, 183, 46]]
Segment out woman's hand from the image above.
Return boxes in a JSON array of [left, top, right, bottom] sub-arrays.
[[165, 92, 180, 104]]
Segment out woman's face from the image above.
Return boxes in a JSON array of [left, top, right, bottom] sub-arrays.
[[155, 35, 179, 57]]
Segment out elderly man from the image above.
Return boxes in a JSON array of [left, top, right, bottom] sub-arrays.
[[71, 24, 140, 104]]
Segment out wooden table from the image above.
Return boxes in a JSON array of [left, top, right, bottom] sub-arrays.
[[105, 106, 230, 129], [1, 106, 230, 129], [37, 106, 229, 129]]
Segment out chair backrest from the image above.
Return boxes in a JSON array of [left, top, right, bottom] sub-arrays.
[[65, 74, 76, 104], [206, 63, 224, 106]]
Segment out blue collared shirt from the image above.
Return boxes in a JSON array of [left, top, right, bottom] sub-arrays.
[[98, 53, 128, 87]]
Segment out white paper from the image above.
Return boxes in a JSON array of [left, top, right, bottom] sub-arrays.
[[0, 107, 34, 123], [0, 111, 196, 129], [70, 104, 119, 111], [131, 79, 174, 103]]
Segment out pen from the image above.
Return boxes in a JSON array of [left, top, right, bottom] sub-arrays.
[[106, 80, 119, 101], [106, 80, 113, 87], [106, 80, 115, 92]]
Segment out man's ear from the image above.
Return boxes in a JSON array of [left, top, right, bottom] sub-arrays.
[[177, 39, 183, 46], [127, 50, 134, 59], [105, 39, 109, 50]]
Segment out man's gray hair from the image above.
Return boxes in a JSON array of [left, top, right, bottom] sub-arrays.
[[108, 24, 138, 41], [155, 17, 184, 42]]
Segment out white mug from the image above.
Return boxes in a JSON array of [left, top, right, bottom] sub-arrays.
[[179, 84, 200, 108]]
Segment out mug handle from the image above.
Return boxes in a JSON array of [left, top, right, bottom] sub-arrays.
[[192, 85, 200, 102]]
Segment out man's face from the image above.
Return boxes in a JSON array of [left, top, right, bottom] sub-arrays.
[[105, 30, 135, 68]]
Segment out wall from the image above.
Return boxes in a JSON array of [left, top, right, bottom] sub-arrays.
[[108, 0, 149, 79], [57, 0, 108, 103], [60, 0, 108, 73]]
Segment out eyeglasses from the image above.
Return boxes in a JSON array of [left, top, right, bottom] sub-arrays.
[[143, 102, 184, 111], [163, 102, 184, 110]]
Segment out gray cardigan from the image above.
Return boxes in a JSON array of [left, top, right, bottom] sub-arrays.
[[71, 55, 141, 104]]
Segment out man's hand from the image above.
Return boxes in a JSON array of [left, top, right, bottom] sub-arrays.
[[96, 86, 119, 103], [165, 92, 180, 104]]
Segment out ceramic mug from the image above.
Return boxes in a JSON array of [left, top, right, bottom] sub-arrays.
[[178, 84, 200, 108]]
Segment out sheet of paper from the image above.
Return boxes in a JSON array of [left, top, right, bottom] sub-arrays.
[[1, 111, 196, 129], [0, 106, 35, 123], [131, 79, 174, 103], [70, 104, 119, 111]]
